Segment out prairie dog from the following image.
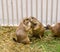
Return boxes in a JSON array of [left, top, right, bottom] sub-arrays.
[[29, 17, 45, 38], [13, 18, 32, 44], [46, 23, 60, 37]]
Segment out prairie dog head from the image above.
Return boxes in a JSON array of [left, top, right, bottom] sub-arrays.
[[22, 18, 32, 31], [49, 23, 60, 37], [29, 17, 42, 30], [15, 18, 31, 44]]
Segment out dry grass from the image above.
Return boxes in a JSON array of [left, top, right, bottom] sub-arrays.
[[0, 26, 60, 52]]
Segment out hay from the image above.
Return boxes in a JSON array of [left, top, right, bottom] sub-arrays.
[[0, 26, 60, 52]]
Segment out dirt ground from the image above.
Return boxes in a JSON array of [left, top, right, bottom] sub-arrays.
[[0, 26, 60, 52]]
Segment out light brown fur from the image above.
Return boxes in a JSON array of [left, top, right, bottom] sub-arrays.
[[47, 23, 60, 37], [15, 18, 32, 44], [29, 17, 45, 39]]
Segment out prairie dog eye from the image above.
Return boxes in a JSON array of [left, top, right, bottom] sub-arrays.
[[24, 18, 29, 22], [31, 23, 37, 27], [26, 19, 29, 20]]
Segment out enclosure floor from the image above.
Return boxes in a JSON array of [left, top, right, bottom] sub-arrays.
[[0, 26, 60, 52]]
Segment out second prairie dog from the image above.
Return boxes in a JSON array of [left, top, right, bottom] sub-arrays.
[[29, 17, 45, 38], [46, 23, 60, 37], [15, 18, 32, 44]]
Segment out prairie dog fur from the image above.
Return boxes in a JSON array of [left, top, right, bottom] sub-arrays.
[[14, 18, 32, 44], [29, 17, 45, 38], [46, 23, 60, 37]]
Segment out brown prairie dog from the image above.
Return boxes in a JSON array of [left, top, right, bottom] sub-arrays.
[[29, 17, 45, 38], [14, 18, 32, 44], [46, 23, 60, 37]]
